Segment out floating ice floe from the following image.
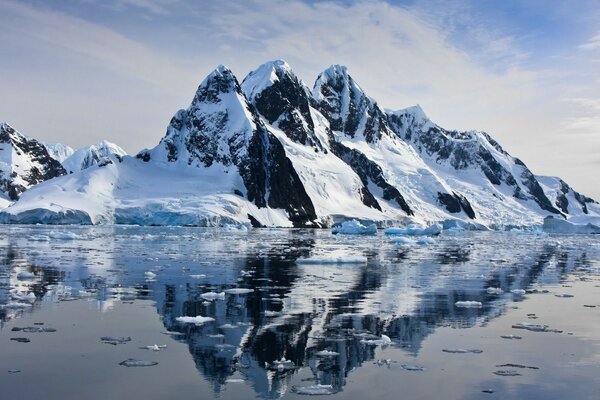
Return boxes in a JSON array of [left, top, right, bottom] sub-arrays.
[[10, 337, 31, 343], [101, 336, 131, 344], [263, 310, 280, 317], [291, 384, 337, 395], [222, 223, 250, 232], [496, 363, 539, 370], [500, 335, 522, 340], [201, 292, 225, 301], [225, 379, 245, 383], [140, 344, 167, 351], [48, 231, 82, 240], [144, 271, 157, 279], [486, 287, 503, 295], [119, 359, 158, 367], [176, 315, 215, 325], [384, 223, 442, 236], [442, 348, 483, 354], [401, 364, 425, 371], [224, 288, 254, 294], [16, 271, 36, 280], [190, 274, 207, 279], [493, 370, 521, 376], [455, 301, 483, 309], [296, 256, 367, 264], [315, 350, 339, 357], [361, 334, 392, 346], [555, 294, 574, 298], [512, 322, 561, 333], [510, 289, 526, 295], [332, 220, 377, 235], [13, 326, 56, 333]]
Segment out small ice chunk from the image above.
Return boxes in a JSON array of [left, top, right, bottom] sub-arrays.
[[190, 274, 207, 279], [201, 292, 225, 301], [296, 256, 367, 264], [264, 310, 280, 317], [2, 302, 33, 309], [10, 337, 31, 343], [401, 364, 425, 371], [554, 294, 574, 298], [101, 336, 131, 344], [496, 363, 539, 370], [493, 370, 521, 376], [500, 335, 522, 340], [14, 327, 56, 333], [140, 344, 167, 351], [512, 322, 548, 332], [455, 301, 483, 308], [176, 315, 215, 325], [16, 272, 36, 280], [332, 220, 377, 235], [292, 384, 336, 395], [442, 348, 483, 354], [10, 292, 36, 303], [384, 224, 442, 236], [510, 289, 526, 295], [144, 271, 157, 279], [315, 350, 339, 357], [224, 288, 254, 294], [8, 369, 21, 374], [486, 287, 503, 295], [226, 378, 245, 383], [119, 359, 158, 367]]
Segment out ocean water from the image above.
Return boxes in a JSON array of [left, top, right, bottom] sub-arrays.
[[1, 226, 599, 399]]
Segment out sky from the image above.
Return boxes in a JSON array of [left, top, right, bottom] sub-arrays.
[[1, 0, 600, 198]]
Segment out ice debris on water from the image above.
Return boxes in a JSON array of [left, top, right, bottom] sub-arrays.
[[486, 287, 503, 295], [140, 344, 167, 351], [500, 335, 522, 340], [224, 288, 254, 294], [512, 322, 562, 333], [493, 370, 521, 376], [291, 384, 337, 395], [442, 348, 483, 354], [101, 336, 131, 345], [401, 364, 425, 371], [119, 359, 158, 367], [190, 274, 207, 279], [8, 369, 21, 374], [384, 223, 442, 236], [13, 327, 56, 333], [176, 315, 215, 325], [496, 363, 539, 370], [332, 220, 377, 235], [16, 271, 36, 280], [10, 337, 31, 343], [315, 350, 339, 357], [2, 302, 33, 309], [10, 291, 36, 303], [225, 378, 245, 383], [144, 271, 157, 279], [510, 289, 526, 295], [555, 294, 574, 298], [455, 301, 483, 308], [296, 256, 367, 265], [201, 292, 225, 301]]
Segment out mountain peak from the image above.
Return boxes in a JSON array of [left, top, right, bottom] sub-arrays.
[[241, 59, 296, 101]]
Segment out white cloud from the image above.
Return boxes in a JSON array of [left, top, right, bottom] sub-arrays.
[[579, 33, 600, 50]]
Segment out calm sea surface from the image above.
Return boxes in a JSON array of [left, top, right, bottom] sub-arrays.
[[1, 226, 599, 399]]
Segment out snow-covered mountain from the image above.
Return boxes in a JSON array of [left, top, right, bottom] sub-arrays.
[[43, 142, 74, 163], [0, 122, 66, 202], [62, 141, 127, 173], [1, 61, 598, 228]]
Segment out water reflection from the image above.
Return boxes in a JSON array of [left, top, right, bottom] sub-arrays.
[[0, 226, 598, 398]]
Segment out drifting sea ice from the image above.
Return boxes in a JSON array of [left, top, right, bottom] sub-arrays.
[[291, 384, 337, 395], [442, 348, 483, 354], [16, 271, 36, 280], [201, 292, 226, 301], [401, 364, 426, 371], [331, 220, 377, 235], [266, 358, 296, 371], [144, 271, 157, 279], [486, 287, 504, 295], [100, 336, 131, 344], [176, 316, 215, 325], [10, 291, 36, 302], [140, 344, 167, 351], [384, 224, 442, 236], [224, 288, 254, 294], [119, 359, 158, 367], [361, 334, 392, 346], [455, 301, 483, 308], [315, 350, 340, 357]]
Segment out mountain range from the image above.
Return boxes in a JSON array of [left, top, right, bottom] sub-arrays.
[[1, 60, 598, 229]]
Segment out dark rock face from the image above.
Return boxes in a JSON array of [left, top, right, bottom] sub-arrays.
[[0, 123, 66, 200], [331, 141, 413, 215], [553, 178, 596, 215], [312, 66, 389, 143], [243, 62, 324, 151], [437, 192, 476, 219]]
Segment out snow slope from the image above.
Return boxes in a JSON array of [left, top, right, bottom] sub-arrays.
[[62, 141, 127, 173]]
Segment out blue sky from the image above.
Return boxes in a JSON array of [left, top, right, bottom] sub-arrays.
[[1, 0, 600, 197]]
